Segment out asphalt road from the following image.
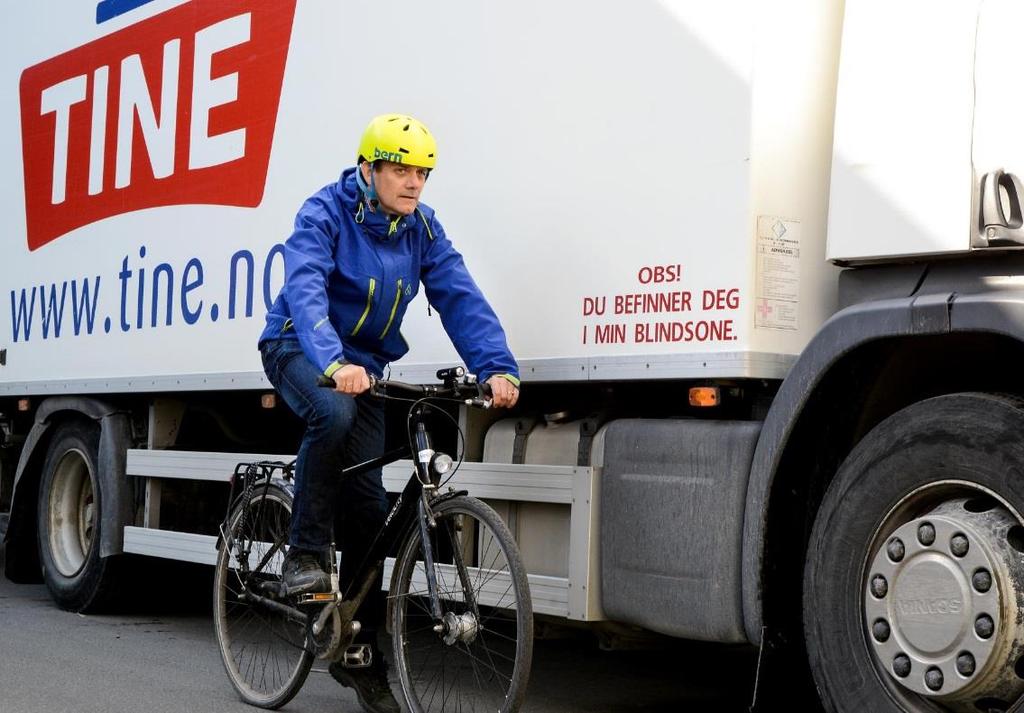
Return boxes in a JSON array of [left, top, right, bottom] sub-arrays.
[[0, 545, 758, 713]]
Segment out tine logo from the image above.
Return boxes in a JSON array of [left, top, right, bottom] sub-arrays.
[[19, 0, 297, 251]]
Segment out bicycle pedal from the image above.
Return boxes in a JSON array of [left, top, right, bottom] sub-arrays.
[[296, 591, 339, 605], [342, 643, 373, 669]]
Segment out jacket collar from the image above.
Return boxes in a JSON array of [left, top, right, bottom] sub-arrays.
[[338, 167, 414, 242]]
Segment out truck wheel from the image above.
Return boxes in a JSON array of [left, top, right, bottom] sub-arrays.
[[804, 393, 1024, 713], [36, 421, 120, 611]]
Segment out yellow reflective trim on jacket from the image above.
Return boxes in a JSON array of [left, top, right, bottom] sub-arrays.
[[351, 278, 376, 336], [497, 374, 521, 388], [379, 279, 403, 339], [324, 361, 345, 378], [415, 208, 434, 240]]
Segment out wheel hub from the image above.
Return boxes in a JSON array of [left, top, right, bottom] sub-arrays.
[[47, 448, 94, 577], [441, 611, 479, 646], [864, 498, 1024, 709], [890, 552, 970, 655]]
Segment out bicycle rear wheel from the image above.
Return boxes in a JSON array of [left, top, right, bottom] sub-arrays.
[[213, 481, 312, 709], [390, 495, 533, 713]]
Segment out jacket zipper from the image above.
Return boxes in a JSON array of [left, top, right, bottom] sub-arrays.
[[379, 279, 403, 339], [351, 278, 376, 336]]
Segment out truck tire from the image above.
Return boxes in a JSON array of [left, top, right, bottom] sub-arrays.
[[804, 393, 1024, 713], [36, 421, 121, 611]]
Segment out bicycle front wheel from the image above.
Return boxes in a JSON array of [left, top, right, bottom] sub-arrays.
[[213, 481, 312, 709], [390, 495, 533, 713]]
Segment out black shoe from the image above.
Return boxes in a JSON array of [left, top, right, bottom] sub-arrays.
[[329, 647, 401, 713], [281, 548, 330, 595]]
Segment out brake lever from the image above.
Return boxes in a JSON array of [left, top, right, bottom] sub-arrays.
[[465, 382, 492, 409]]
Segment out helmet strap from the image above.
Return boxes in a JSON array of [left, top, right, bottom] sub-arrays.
[[355, 160, 402, 221], [356, 161, 378, 202]]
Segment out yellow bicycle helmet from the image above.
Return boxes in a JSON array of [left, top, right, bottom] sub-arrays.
[[357, 114, 437, 169]]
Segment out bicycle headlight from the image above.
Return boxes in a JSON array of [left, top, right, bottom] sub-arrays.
[[431, 452, 454, 476]]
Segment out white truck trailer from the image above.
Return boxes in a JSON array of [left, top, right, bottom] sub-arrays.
[[3, 1, 1024, 711]]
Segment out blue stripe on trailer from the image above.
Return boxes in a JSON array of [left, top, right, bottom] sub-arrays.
[[95, 0, 158, 24]]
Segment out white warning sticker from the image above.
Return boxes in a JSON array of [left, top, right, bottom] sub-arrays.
[[755, 216, 800, 330]]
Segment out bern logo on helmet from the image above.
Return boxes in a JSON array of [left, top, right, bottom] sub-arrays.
[[373, 147, 403, 163]]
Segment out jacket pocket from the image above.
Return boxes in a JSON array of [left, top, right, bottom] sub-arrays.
[[350, 277, 376, 336], [379, 278, 404, 339]]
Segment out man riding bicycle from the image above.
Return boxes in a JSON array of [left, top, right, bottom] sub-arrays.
[[258, 114, 520, 713]]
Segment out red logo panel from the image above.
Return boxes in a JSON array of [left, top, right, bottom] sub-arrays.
[[20, 0, 297, 251]]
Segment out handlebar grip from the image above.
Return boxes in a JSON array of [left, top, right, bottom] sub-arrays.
[[316, 373, 378, 392]]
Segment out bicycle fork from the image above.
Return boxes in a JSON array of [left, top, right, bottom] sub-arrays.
[[418, 494, 482, 645]]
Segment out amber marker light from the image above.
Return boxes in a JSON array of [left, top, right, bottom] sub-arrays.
[[688, 387, 720, 407], [261, 393, 277, 409], [17, 398, 31, 412]]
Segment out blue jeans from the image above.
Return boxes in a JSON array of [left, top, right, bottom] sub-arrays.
[[260, 338, 388, 630]]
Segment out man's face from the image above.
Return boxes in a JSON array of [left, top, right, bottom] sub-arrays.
[[361, 160, 429, 216]]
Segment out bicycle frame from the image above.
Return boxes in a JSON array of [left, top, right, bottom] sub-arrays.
[[226, 399, 476, 643], [332, 401, 477, 631]]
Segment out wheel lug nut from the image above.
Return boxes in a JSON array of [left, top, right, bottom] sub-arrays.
[[870, 575, 888, 599], [887, 537, 906, 562], [973, 569, 992, 593], [925, 667, 944, 691], [893, 654, 912, 678], [956, 652, 976, 677], [975, 614, 995, 639], [950, 533, 970, 557], [872, 619, 891, 643], [917, 523, 936, 546]]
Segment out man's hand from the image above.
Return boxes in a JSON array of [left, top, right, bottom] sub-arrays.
[[333, 364, 371, 395], [487, 376, 519, 408]]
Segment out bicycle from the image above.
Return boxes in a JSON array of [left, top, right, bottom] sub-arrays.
[[212, 367, 534, 712]]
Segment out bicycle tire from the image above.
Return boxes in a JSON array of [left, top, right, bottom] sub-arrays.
[[390, 495, 533, 713], [213, 481, 313, 709]]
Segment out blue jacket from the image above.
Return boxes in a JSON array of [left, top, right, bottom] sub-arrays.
[[259, 168, 519, 384]]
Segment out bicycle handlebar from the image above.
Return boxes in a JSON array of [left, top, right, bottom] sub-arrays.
[[316, 370, 492, 408]]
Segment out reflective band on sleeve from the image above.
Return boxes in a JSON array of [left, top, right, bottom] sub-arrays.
[[313, 317, 329, 330], [497, 374, 521, 387], [379, 279, 403, 339], [324, 361, 344, 378], [351, 278, 376, 336]]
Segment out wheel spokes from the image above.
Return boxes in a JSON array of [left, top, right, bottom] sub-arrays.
[[395, 502, 528, 712], [214, 489, 311, 706]]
